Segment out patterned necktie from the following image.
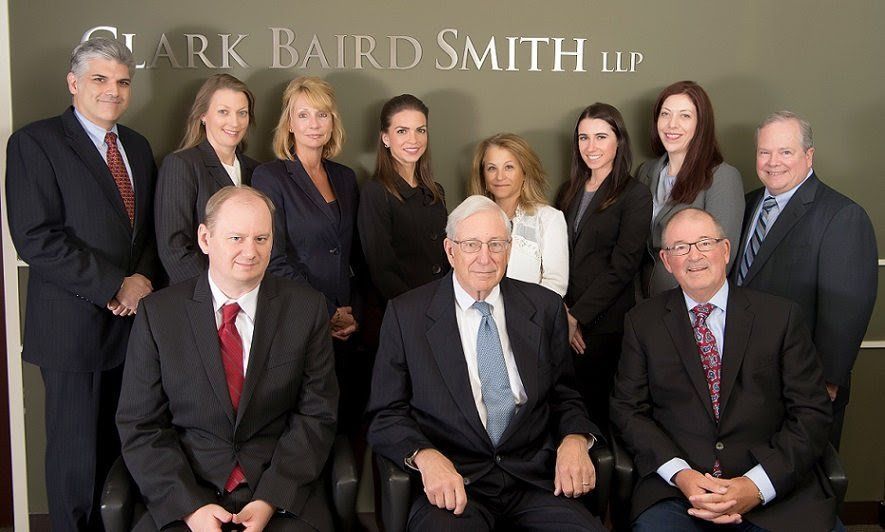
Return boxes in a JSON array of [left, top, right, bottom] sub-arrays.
[[473, 301, 516, 446], [104, 132, 135, 225], [219, 303, 246, 491], [692, 303, 723, 477], [737, 196, 778, 284]]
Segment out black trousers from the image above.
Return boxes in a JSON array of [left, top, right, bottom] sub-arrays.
[[572, 332, 622, 428], [41, 365, 124, 532], [407, 467, 605, 531]]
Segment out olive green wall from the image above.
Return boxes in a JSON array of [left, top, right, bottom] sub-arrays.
[[7, 0, 883, 513]]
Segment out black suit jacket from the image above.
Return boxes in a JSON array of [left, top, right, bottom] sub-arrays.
[[732, 174, 878, 388], [562, 176, 651, 334], [251, 157, 360, 316], [5, 106, 159, 371], [116, 273, 338, 527], [155, 139, 259, 285], [367, 273, 601, 491], [610, 286, 835, 530]]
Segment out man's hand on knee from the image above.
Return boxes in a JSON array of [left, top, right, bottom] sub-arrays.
[[414, 448, 468, 515], [554, 434, 596, 497]]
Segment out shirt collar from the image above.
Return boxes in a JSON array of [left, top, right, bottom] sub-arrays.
[[683, 280, 729, 313], [453, 274, 502, 311], [207, 272, 260, 322], [765, 168, 813, 210], [73, 107, 119, 149]]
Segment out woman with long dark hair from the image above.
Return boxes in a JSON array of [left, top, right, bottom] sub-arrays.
[[358, 94, 449, 301], [637, 80, 744, 296], [556, 103, 651, 425]]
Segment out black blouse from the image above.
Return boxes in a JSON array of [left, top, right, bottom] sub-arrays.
[[358, 177, 449, 300]]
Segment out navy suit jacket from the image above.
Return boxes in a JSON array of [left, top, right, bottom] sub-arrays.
[[155, 139, 259, 284], [5, 106, 159, 371], [732, 173, 878, 388], [367, 273, 601, 491], [252, 157, 361, 316]]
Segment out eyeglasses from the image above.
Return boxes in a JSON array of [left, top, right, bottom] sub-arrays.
[[663, 237, 725, 256], [451, 239, 511, 254]]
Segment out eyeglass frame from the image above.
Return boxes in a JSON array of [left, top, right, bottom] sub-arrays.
[[662, 237, 726, 256], [450, 238, 512, 254]]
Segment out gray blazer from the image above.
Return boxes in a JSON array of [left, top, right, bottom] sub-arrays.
[[636, 154, 744, 296]]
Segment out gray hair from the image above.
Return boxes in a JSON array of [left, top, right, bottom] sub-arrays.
[[661, 208, 726, 247], [204, 186, 276, 232], [445, 195, 511, 240], [70, 37, 136, 78], [756, 110, 813, 151]]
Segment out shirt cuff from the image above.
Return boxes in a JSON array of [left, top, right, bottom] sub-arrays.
[[743, 464, 777, 504], [657, 458, 691, 486]]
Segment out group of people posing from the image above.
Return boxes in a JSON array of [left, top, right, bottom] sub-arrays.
[[5, 37, 878, 532]]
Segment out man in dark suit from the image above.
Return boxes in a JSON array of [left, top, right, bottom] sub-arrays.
[[611, 208, 834, 531], [117, 186, 338, 531], [5, 37, 159, 531], [733, 111, 877, 447], [368, 195, 605, 531]]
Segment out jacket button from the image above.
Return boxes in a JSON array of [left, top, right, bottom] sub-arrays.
[[495, 455, 502, 463], [432, 264, 442, 274], [715, 441, 724, 451], [429, 232, 438, 241], [234, 443, 241, 452], [329, 248, 339, 255]]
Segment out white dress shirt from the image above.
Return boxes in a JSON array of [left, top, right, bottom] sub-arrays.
[[222, 158, 243, 187], [73, 107, 134, 186], [452, 275, 527, 428], [208, 274, 260, 375], [507, 204, 569, 297], [656, 281, 777, 504]]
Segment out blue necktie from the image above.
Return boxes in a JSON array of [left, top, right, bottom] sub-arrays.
[[473, 301, 516, 446], [737, 196, 778, 285]]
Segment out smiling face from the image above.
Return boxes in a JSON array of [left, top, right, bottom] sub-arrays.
[[444, 209, 511, 301], [657, 93, 698, 158], [660, 210, 730, 303], [67, 57, 131, 130], [482, 145, 525, 207], [756, 119, 814, 196], [198, 193, 273, 298], [381, 109, 428, 172], [577, 118, 618, 179], [289, 93, 333, 155], [202, 88, 249, 154]]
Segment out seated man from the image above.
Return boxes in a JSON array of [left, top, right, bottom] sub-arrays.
[[611, 208, 834, 531], [367, 195, 605, 531], [117, 186, 338, 531]]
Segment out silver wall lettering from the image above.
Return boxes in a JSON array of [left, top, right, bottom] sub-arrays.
[[552, 38, 586, 72], [388, 35, 422, 70], [600, 51, 643, 73], [220, 34, 250, 68], [185, 34, 216, 68], [270, 27, 299, 68], [301, 34, 331, 69], [353, 35, 384, 69], [149, 34, 182, 69], [436, 28, 459, 70], [461, 36, 501, 71]]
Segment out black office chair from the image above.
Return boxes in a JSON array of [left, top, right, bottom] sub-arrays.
[[101, 434, 360, 532], [610, 433, 848, 531], [374, 444, 614, 532]]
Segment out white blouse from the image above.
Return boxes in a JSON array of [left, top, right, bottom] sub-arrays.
[[506, 204, 569, 297]]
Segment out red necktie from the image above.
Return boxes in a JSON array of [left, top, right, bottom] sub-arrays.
[[692, 303, 723, 477], [219, 303, 246, 491], [104, 131, 135, 225]]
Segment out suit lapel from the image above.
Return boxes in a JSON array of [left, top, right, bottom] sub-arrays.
[[198, 139, 237, 190], [663, 289, 717, 422], [572, 175, 612, 242], [425, 276, 490, 444], [718, 288, 752, 416], [286, 158, 336, 225], [742, 176, 818, 285], [498, 279, 540, 443], [187, 274, 236, 425], [236, 276, 279, 426], [61, 108, 131, 230]]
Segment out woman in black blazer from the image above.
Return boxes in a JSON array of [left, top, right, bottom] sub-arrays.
[[556, 103, 652, 425], [251, 76, 366, 433], [357, 94, 449, 302], [155, 74, 259, 284]]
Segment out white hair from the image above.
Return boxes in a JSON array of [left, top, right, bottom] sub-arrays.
[[445, 195, 510, 240]]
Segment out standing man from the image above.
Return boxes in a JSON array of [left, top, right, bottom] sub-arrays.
[[117, 187, 338, 531], [5, 37, 159, 530], [612, 208, 834, 531], [368, 195, 605, 531], [733, 111, 878, 447]]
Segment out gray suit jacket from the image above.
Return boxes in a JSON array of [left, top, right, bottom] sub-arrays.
[[636, 154, 744, 297], [117, 273, 338, 527]]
